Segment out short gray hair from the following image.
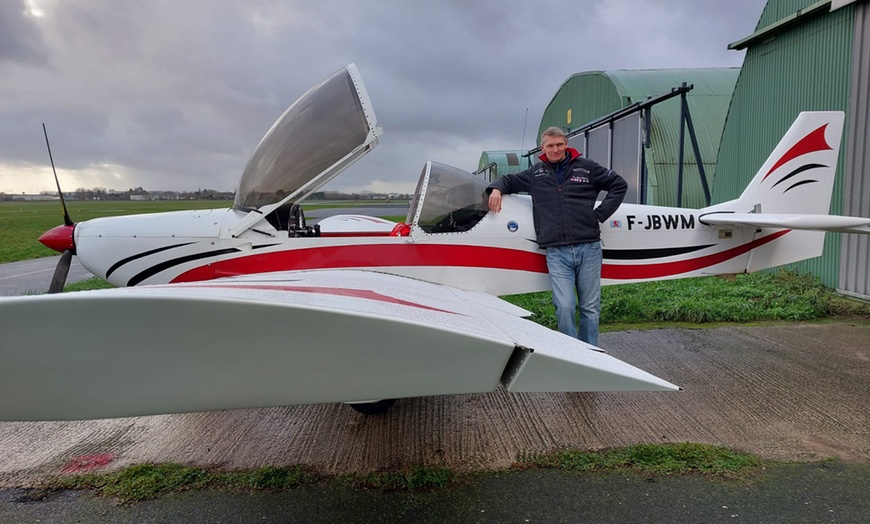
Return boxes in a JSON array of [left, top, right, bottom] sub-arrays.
[[540, 126, 567, 144]]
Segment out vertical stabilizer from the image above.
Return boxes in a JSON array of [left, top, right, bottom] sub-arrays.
[[703, 112, 845, 272], [734, 111, 844, 215]]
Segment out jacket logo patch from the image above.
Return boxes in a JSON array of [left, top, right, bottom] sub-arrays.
[[569, 176, 590, 183]]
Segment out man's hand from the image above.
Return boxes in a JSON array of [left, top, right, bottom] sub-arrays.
[[488, 189, 503, 213]]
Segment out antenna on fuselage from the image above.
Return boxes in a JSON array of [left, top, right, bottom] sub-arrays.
[[520, 107, 529, 153]]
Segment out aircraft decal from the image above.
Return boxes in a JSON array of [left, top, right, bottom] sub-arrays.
[[603, 230, 789, 280], [770, 162, 827, 193], [603, 244, 715, 260], [626, 214, 695, 231], [105, 242, 197, 278], [171, 245, 550, 283], [127, 247, 243, 286], [109, 244, 282, 282], [763, 123, 831, 182], [167, 283, 462, 315]]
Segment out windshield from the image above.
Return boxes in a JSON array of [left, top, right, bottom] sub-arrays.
[[410, 162, 490, 234], [234, 64, 378, 210]]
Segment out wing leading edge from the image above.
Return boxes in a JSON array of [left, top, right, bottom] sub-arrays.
[[0, 270, 677, 421]]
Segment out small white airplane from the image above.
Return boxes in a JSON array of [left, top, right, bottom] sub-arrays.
[[1, 64, 867, 422]]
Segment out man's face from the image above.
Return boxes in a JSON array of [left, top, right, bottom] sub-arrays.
[[541, 135, 568, 163]]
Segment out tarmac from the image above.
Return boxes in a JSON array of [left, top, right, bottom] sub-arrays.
[[1, 319, 868, 522], [0, 256, 93, 297]]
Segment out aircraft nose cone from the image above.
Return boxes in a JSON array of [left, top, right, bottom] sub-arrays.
[[39, 224, 76, 253]]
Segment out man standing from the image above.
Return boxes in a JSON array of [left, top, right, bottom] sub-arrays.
[[487, 127, 627, 347]]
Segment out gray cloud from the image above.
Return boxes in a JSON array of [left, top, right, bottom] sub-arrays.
[[0, 0, 48, 64], [0, 0, 763, 195]]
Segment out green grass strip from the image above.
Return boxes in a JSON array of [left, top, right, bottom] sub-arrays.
[[45, 443, 766, 504], [519, 442, 762, 477], [50, 464, 319, 503]]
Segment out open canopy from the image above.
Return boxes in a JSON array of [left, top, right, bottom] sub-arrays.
[[234, 64, 380, 211]]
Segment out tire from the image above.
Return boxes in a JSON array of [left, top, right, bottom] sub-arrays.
[[346, 398, 397, 415]]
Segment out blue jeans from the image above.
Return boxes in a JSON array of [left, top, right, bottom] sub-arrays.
[[546, 242, 602, 346]]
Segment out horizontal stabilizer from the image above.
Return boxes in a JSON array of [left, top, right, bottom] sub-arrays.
[[0, 270, 677, 421], [701, 212, 870, 234]]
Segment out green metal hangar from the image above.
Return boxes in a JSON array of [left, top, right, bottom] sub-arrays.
[[719, 0, 869, 299], [482, 0, 868, 299]]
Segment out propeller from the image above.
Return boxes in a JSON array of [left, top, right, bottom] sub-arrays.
[[48, 249, 74, 294], [40, 123, 77, 294]]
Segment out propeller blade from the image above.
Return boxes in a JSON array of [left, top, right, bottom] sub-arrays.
[[48, 249, 73, 294], [41, 124, 77, 294], [43, 123, 73, 226]]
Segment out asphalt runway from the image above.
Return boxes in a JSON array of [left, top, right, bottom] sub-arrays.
[[0, 256, 94, 297], [1, 321, 868, 487]]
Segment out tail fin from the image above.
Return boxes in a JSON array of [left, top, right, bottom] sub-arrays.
[[702, 112, 847, 272], [734, 111, 845, 215]]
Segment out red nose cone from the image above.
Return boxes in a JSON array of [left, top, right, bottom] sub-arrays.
[[39, 224, 76, 253]]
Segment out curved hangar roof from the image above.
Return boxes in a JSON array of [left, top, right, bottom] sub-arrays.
[[538, 68, 739, 208]]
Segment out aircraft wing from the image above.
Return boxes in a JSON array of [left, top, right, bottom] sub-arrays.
[[0, 269, 677, 421], [701, 212, 870, 234]]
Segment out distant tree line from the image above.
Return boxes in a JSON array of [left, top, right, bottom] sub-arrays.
[[1, 188, 412, 202]]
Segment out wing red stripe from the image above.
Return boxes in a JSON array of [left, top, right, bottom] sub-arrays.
[[169, 283, 461, 314], [173, 245, 549, 282], [170, 232, 788, 285]]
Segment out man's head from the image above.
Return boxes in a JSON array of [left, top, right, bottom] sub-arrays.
[[540, 127, 568, 163]]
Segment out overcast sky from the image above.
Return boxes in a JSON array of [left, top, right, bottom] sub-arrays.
[[0, 0, 765, 196]]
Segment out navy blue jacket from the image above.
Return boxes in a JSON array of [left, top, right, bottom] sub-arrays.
[[487, 148, 627, 248]]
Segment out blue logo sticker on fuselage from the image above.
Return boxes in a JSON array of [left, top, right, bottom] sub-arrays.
[[507, 221, 519, 232]]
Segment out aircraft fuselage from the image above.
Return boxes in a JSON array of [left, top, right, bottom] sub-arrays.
[[72, 194, 775, 296]]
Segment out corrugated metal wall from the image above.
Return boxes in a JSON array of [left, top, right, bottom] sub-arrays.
[[840, 1, 870, 298], [714, 1, 856, 288]]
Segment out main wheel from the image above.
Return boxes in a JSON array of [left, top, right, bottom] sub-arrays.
[[346, 398, 397, 415]]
